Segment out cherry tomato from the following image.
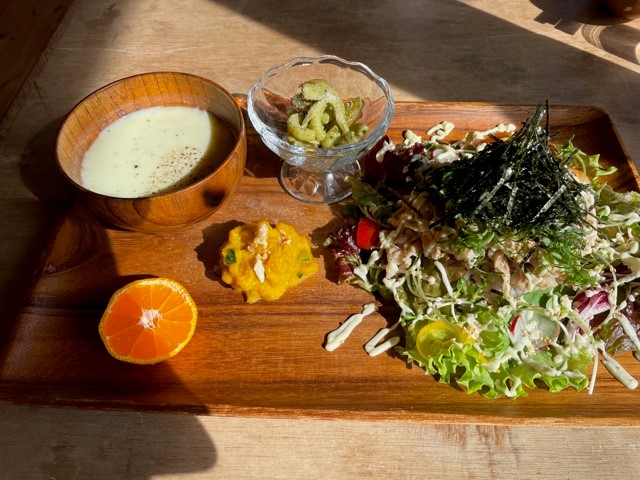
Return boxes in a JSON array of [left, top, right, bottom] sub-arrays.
[[356, 217, 380, 250]]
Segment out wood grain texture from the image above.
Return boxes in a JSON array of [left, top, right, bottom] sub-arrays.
[[0, 0, 74, 120], [3, 401, 640, 480], [2, 1, 640, 478], [3, 102, 639, 427]]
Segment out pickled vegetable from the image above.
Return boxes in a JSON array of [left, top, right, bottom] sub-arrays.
[[286, 79, 369, 148]]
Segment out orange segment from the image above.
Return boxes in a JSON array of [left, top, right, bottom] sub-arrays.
[[98, 278, 198, 364]]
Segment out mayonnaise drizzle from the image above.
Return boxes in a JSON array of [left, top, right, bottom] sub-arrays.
[[602, 352, 639, 390], [365, 320, 401, 357], [325, 303, 377, 352], [324, 304, 402, 357]]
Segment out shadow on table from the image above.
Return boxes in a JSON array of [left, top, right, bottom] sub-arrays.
[[208, 0, 640, 159], [0, 118, 74, 355], [532, 0, 640, 65], [0, 119, 218, 479], [0, 403, 216, 479]]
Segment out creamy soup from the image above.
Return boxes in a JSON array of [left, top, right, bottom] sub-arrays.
[[81, 106, 236, 198]]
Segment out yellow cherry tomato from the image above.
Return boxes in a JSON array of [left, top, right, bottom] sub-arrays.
[[416, 320, 471, 358]]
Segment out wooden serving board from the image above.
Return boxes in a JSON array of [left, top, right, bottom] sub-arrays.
[[2, 102, 639, 426]]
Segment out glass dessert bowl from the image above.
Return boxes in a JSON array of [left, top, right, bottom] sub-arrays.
[[248, 55, 394, 204]]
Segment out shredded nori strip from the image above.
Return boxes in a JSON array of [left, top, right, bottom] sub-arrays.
[[426, 104, 589, 235]]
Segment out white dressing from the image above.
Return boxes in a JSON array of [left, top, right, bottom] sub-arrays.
[[364, 320, 401, 357], [325, 303, 377, 352]]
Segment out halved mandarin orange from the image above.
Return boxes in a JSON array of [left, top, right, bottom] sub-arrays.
[[98, 278, 198, 365]]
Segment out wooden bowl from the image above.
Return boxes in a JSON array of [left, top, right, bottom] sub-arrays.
[[602, 0, 640, 18], [56, 72, 246, 233]]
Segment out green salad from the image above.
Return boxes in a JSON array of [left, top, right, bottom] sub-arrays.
[[326, 105, 640, 398]]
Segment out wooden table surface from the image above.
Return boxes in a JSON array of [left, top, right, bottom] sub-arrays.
[[1, 1, 640, 478]]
